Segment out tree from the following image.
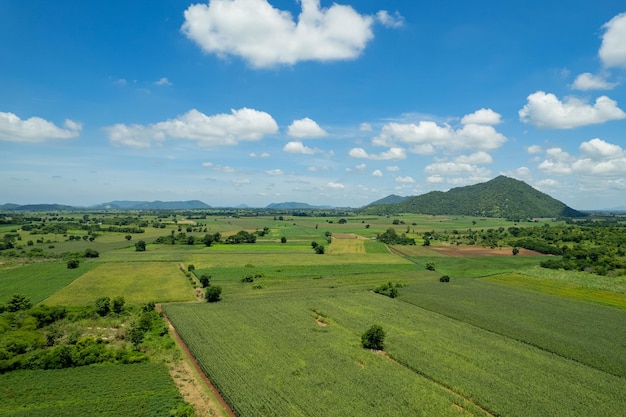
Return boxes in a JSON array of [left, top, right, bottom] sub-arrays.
[[84, 248, 99, 258], [112, 296, 125, 314], [512, 246, 520, 256], [135, 240, 146, 251], [199, 274, 211, 288], [95, 296, 111, 316], [6, 294, 32, 312], [205, 286, 222, 303], [187, 264, 195, 272], [311, 241, 318, 249], [125, 235, 132, 241], [281, 236, 287, 243], [439, 275, 450, 282], [361, 325, 385, 350], [67, 259, 80, 269], [425, 262, 435, 271], [314, 245, 325, 254]]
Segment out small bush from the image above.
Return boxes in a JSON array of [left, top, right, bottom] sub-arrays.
[[439, 275, 450, 282], [67, 259, 80, 269]]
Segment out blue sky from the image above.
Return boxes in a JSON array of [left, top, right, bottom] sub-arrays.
[[1, 0, 625, 209]]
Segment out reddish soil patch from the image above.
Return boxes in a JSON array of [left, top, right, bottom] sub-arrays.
[[426, 245, 543, 257]]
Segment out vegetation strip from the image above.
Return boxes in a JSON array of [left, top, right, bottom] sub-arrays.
[[159, 305, 237, 417]]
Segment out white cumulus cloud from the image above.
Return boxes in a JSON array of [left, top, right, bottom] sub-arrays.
[[348, 147, 406, 160], [0, 112, 82, 143], [155, 77, 173, 86], [579, 138, 623, 159], [182, 0, 378, 68], [375, 119, 507, 153], [376, 10, 404, 28], [571, 73, 618, 90], [265, 169, 284, 176], [600, 12, 626, 68], [283, 141, 322, 155], [372, 170, 383, 177], [287, 117, 327, 138], [460, 108, 502, 125], [519, 91, 626, 129], [106, 108, 278, 148], [395, 176, 414, 183], [327, 181, 345, 189]]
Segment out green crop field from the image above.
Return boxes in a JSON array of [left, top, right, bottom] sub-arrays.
[[0, 363, 184, 417], [42, 261, 196, 306], [0, 261, 98, 304], [164, 290, 626, 417]]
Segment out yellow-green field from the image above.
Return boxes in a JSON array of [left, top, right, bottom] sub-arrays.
[[483, 272, 626, 309], [42, 261, 196, 306]]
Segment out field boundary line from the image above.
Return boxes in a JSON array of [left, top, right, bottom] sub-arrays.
[[384, 351, 497, 417], [158, 304, 238, 417], [397, 295, 626, 380]]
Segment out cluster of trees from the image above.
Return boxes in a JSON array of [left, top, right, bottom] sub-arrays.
[[225, 230, 256, 244], [373, 282, 404, 298], [0, 296, 165, 373], [311, 241, 325, 254], [376, 227, 416, 245]]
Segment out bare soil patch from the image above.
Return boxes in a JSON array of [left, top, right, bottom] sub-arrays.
[[426, 245, 543, 257]]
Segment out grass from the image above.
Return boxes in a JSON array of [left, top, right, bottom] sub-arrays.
[[42, 262, 196, 306], [0, 363, 184, 417], [483, 272, 626, 309], [0, 261, 98, 304], [405, 254, 545, 278]]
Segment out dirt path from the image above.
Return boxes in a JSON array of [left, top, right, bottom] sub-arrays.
[[158, 305, 237, 417]]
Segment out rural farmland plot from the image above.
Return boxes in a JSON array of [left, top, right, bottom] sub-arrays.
[[164, 263, 626, 417]]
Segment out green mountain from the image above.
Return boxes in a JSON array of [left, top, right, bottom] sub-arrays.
[[363, 176, 586, 219], [367, 194, 409, 206], [93, 200, 211, 210]]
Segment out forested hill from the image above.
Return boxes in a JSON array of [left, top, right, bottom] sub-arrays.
[[362, 176, 587, 219]]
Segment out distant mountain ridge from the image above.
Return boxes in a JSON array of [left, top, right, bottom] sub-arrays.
[[363, 176, 586, 219], [266, 202, 333, 209], [1, 200, 211, 211], [92, 200, 211, 210]]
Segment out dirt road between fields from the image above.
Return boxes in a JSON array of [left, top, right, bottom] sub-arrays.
[[158, 305, 237, 417]]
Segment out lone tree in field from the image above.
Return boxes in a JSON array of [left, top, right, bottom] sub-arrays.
[[205, 286, 222, 303], [361, 324, 385, 350], [135, 240, 146, 251], [67, 259, 80, 269], [512, 246, 520, 256]]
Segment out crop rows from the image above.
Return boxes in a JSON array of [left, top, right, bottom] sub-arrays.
[[164, 299, 490, 417], [0, 362, 183, 417]]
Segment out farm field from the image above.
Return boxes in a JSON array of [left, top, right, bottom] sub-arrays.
[[42, 261, 196, 306], [2, 211, 626, 416], [0, 362, 184, 417], [0, 261, 98, 303]]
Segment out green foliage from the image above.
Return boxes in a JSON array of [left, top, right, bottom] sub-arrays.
[[373, 282, 403, 298], [112, 296, 125, 314], [134, 240, 146, 251], [0, 363, 185, 417], [199, 274, 211, 288], [314, 245, 325, 254], [361, 324, 386, 350], [439, 275, 450, 282], [5, 294, 32, 312], [425, 262, 435, 271], [225, 230, 256, 244], [205, 286, 222, 302], [95, 297, 111, 316], [66, 259, 79, 269], [281, 236, 287, 243], [377, 227, 416, 245], [83, 248, 99, 258]]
